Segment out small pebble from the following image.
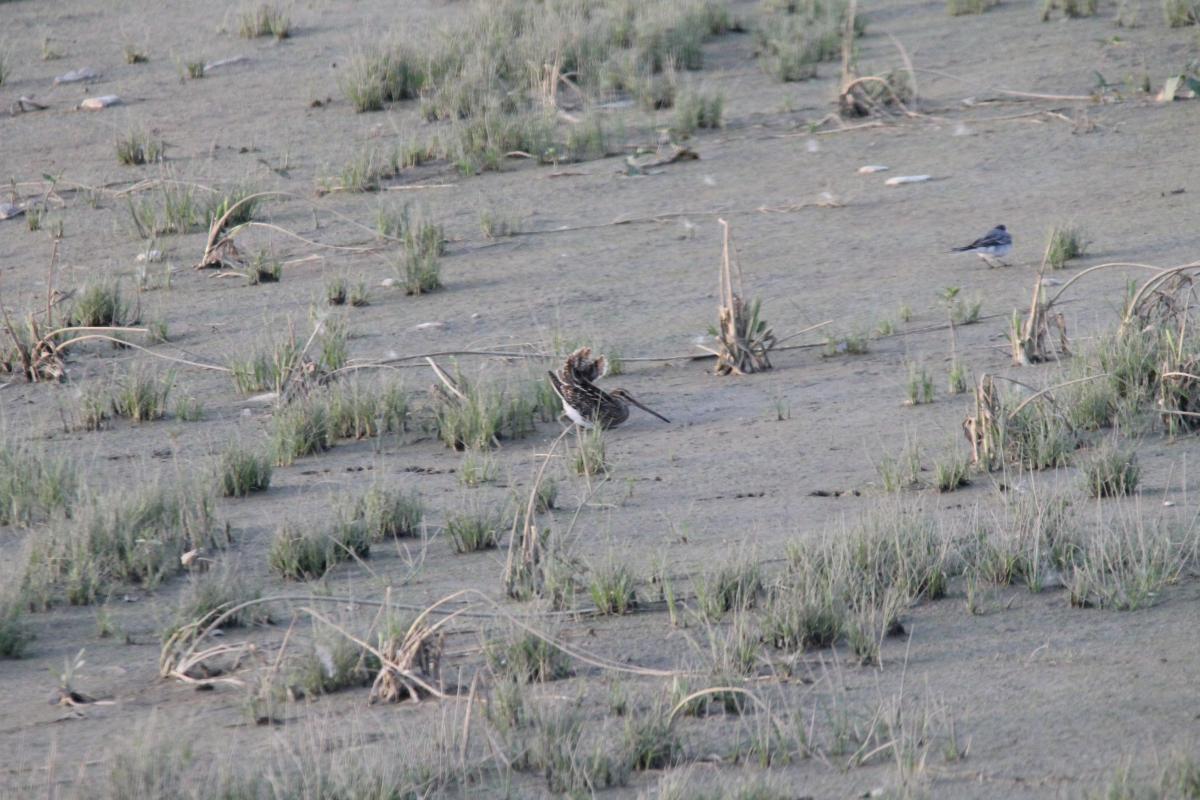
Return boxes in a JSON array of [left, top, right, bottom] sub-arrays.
[[136, 249, 163, 263], [380, 277, 397, 288], [858, 164, 889, 174], [885, 175, 931, 186]]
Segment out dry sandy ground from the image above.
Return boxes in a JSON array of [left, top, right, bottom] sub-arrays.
[[2, 0, 1200, 797]]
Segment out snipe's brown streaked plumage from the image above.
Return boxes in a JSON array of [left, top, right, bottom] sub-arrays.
[[547, 347, 670, 429]]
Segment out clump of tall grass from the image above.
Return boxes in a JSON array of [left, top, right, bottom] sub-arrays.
[[1041, 0, 1097, 19], [965, 490, 1074, 593], [947, 0, 998, 13], [1046, 225, 1087, 268], [755, 0, 860, 81], [324, 377, 409, 439], [588, 557, 639, 615], [270, 398, 332, 466], [432, 371, 537, 450], [110, 367, 173, 422], [1164, 0, 1200, 25], [127, 180, 208, 237], [22, 482, 219, 608], [1000, 398, 1076, 470], [773, 501, 956, 657], [397, 217, 445, 295], [0, 443, 77, 526], [229, 335, 300, 395], [694, 556, 763, 621], [1064, 513, 1189, 610], [446, 503, 504, 553], [486, 629, 573, 683], [268, 520, 368, 580], [672, 89, 724, 135], [1081, 441, 1139, 498], [336, 485, 423, 542], [238, 3, 290, 39], [218, 445, 272, 496], [904, 362, 935, 405], [165, 566, 266, 641], [70, 281, 138, 327], [116, 129, 164, 166]]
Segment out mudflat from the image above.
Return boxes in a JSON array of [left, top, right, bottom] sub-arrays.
[[1, 0, 1198, 797]]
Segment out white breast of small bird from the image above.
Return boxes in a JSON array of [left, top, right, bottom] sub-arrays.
[[563, 402, 594, 429]]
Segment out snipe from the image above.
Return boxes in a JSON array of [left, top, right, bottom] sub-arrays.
[[547, 347, 669, 429]]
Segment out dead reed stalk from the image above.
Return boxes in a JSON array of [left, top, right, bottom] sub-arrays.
[[1010, 245, 1070, 365], [708, 219, 775, 375]]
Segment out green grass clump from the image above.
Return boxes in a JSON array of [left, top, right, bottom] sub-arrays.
[[325, 276, 348, 306], [398, 218, 444, 295], [480, 209, 520, 239], [238, 4, 290, 39], [948, 361, 969, 395], [1001, 400, 1075, 470], [761, 581, 843, 651], [218, 446, 272, 497], [123, 44, 149, 64], [127, 180, 208, 237], [268, 521, 368, 581], [270, 399, 332, 466], [571, 425, 608, 476], [905, 362, 935, 406], [70, 281, 137, 327], [694, 557, 763, 621], [822, 332, 869, 357], [243, 250, 282, 285], [1164, 0, 1200, 24], [1041, 0, 1097, 19], [672, 89, 724, 135], [0, 601, 30, 658], [229, 336, 301, 395], [432, 372, 536, 450], [1046, 225, 1087, 268], [290, 635, 377, 697], [110, 367, 173, 422], [446, 505, 503, 553], [324, 377, 408, 440], [486, 630, 572, 683], [588, 558, 638, 615], [1064, 516, 1187, 610], [948, 0, 998, 13], [174, 395, 204, 422], [0, 444, 76, 527], [23, 483, 218, 608], [340, 44, 427, 113], [116, 129, 164, 166], [166, 567, 266, 640], [1082, 442, 1139, 498], [337, 485, 423, 541], [933, 451, 970, 492]]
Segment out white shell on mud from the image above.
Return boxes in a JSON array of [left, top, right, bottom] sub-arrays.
[[54, 67, 99, 84], [884, 175, 931, 186], [79, 95, 121, 110], [858, 165, 889, 173]]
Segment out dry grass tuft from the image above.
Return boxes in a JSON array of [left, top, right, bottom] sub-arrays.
[[708, 220, 775, 375]]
